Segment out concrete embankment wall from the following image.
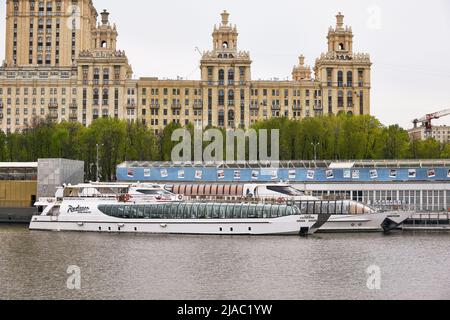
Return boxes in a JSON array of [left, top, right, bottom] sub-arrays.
[[0, 207, 36, 223]]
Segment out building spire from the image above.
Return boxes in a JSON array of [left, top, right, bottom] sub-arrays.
[[299, 55, 305, 66], [221, 10, 230, 26], [336, 12, 344, 31], [101, 9, 110, 25]]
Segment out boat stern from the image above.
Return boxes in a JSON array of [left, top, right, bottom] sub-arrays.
[[381, 211, 414, 232]]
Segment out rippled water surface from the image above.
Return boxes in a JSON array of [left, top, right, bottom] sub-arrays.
[[1, 225, 449, 300]]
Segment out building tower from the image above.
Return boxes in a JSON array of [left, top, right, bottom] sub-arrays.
[[200, 11, 252, 128], [314, 12, 371, 116], [76, 9, 132, 125], [5, 0, 97, 67], [292, 55, 312, 81]]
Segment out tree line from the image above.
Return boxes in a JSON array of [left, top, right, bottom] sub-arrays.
[[0, 114, 448, 181]]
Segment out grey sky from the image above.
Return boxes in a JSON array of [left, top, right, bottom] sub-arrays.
[[1, 0, 449, 129]]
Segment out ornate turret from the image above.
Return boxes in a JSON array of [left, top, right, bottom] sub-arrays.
[[292, 55, 312, 81], [212, 10, 239, 51], [92, 9, 118, 51], [327, 12, 353, 53]]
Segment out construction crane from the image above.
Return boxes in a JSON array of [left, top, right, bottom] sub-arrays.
[[412, 108, 450, 137]]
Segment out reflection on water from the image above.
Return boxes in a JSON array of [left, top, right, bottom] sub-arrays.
[[0, 225, 449, 300]]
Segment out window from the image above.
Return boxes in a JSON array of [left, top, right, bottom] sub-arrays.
[[338, 91, 344, 108], [93, 88, 99, 105], [228, 90, 234, 106], [337, 71, 343, 87], [218, 90, 225, 106], [228, 69, 234, 85], [347, 91, 353, 107], [347, 71, 353, 87], [218, 70, 225, 85]]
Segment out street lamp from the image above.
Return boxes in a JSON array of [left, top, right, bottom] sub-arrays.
[[311, 142, 320, 162], [96, 143, 104, 182]]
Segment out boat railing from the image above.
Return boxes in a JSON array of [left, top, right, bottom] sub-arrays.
[[371, 203, 420, 213]]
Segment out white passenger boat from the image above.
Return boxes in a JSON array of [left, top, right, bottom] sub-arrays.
[[29, 184, 330, 236], [166, 183, 413, 232]]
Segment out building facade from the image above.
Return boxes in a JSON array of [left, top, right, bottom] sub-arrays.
[[408, 125, 450, 143], [0, 0, 372, 133]]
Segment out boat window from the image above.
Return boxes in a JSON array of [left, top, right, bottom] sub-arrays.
[[321, 202, 329, 214], [219, 204, 227, 219], [197, 204, 206, 219], [150, 204, 159, 219], [255, 205, 264, 218], [335, 201, 342, 215], [271, 205, 279, 218], [267, 186, 304, 196], [342, 201, 350, 215], [298, 202, 307, 214], [99, 205, 110, 216], [291, 206, 299, 216], [97, 203, 300, 220], [248, 204, 256, 218], [136, 206, 145, 218], [191, 204, 198, 219], [307, 202, 315, 214], [109, 206, 117, 217], [136, 189, 170, 195], [209, 204, 218, 219], [240, 205, 249, 219], [315, 202, 321, 215], [227, 204, 236, 219], [117, 206, 125, 218], [262, 205, 271, 218], [125, 206, 134, 218], [185, 204, 193, 219], [205, 204, 212, 219], [171, 203, 180, 219], [328, 202, 335, 215], [178, 203, 186, 219], [143, 205, 151, 218]]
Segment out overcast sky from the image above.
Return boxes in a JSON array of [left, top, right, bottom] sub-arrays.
[[1, 0, 449, 129]]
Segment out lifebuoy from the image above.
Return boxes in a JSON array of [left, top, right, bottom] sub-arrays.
[[177, 194, 184, 201], [277, 197, 285, 204]]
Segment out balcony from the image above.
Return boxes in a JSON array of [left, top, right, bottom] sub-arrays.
[[126, 103, 136, 109], [171, 103, 181, 110], [250, 104, 259, 110], [292, 105, 302, 111], [69, 102, 77, 109], [271, 104, 281, 111], [193, 104, 203, 110], [48, 112, 58, 120], [313, 105, 323, 111], [69, 112, 78, 120], [48, 102, 58, 109], [150, 103, 160, 109]]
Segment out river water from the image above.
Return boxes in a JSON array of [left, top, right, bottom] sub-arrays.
[[0, 225, 449, 300]]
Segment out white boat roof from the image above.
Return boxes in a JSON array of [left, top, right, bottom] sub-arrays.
[[0, 162, 38, 168], [66, 183, 165, 189], [329, 162, 355, 169]]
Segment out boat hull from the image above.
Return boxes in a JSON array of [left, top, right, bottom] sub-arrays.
[[316, 211, 413, 233], [29, 215, 319, 236]]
